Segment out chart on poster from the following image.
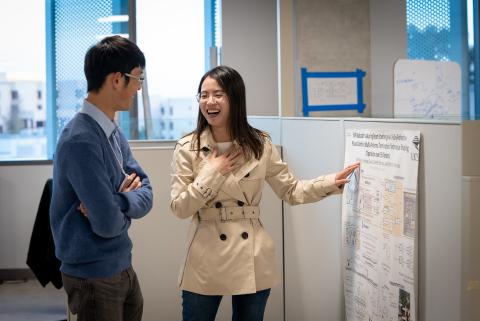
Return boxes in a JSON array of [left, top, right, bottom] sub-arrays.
[[342, 128, 420, 321]]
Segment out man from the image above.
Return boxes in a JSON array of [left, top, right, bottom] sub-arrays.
[[50, 35, 153, 321]]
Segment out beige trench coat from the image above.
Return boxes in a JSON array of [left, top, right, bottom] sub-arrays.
[[170, 128, 341, 295]]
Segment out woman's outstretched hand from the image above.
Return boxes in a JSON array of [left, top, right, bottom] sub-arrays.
[[208, 146, 243, 176], [335, 162, 360, 188]]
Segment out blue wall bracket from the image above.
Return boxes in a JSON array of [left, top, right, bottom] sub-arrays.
[[301, 67, 366, 116]]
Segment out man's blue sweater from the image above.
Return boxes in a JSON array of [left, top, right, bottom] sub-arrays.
[[50, 105, 153, 278]]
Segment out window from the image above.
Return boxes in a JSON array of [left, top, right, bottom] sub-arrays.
[[470, 0, 479, 118], [134, 0, 208, 140], [0, 1, 46, 160], [0, 0, 220, 161], [406, 0, 477, 119], [46, 0, 131, 156], [48, 0, 219, 143]]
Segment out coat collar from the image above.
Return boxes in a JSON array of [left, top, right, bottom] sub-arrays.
[[193, 127, 260, 203], [195, 127, 217, 152]]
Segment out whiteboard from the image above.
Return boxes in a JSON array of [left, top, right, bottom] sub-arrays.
[[394, 59, 461, 119]]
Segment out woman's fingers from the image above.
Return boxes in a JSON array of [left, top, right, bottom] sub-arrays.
[[336, 162, 360, 185], [343, 167, 355, 177], [347, 162, 360, 170], [337, 169, 349, 180], [342, 162, 360, 177], [210, 147, 218, 158], [225, 146, 240, 158], [230, 149, 243, 161], [209, 145, 244, 175]]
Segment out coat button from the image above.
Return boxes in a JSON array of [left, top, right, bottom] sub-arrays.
[[237, 200, 244, 206], [201, 146, 209, 152], [215, 202, 222, 208], [241, 232, 249, 240], [220, 234, 227, 241]]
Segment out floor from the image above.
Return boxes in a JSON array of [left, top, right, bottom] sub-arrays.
[[0, 278, 67, 321]]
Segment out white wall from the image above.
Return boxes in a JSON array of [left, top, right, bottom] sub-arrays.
[[222, 0, 279, 116], [462, 176, 480, 321], [0, 163, 52, 269], [369, 0, 407, 117], [281, 118, 344, 321], [461, 121, 480, 321]]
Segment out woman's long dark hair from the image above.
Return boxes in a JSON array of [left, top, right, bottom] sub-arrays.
[[193, 65, 267, 160]]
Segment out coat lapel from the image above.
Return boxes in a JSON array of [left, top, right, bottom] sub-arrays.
[[221, 173, 247, 203], [219, 154, 260, 204], [235, 157, 259, 180]]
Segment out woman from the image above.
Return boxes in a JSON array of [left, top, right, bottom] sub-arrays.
[[170, 65, 359, 321]]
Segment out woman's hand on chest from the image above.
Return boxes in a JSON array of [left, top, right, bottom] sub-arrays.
[[208, 146, 244, 176]]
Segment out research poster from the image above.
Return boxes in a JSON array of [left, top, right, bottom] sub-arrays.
[[342, 128, 420, 321]]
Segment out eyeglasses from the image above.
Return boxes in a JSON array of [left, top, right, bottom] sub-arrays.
[[124, 73, 145, 85], [196, 91, 226, 103]]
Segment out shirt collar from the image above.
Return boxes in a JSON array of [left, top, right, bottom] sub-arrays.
[[79, 100, 117, 138]]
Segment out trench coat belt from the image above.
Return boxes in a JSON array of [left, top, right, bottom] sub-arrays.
[[198, 206, 260, 221]]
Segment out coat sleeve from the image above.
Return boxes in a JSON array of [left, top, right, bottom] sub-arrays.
[[170, 142, 227, 219], [265, 139, 342, 205]]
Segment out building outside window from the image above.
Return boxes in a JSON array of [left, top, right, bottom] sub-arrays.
[[134, 0, 221, 141], [0, 1, 47, 160]]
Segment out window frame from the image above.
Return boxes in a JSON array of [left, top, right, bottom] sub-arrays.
[[474, 0, 480, 118]]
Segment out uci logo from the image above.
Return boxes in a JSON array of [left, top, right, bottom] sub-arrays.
[[411, 135, 420, 160]]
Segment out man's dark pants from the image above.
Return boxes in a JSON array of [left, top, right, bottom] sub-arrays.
[[62, 266, 143, 321]]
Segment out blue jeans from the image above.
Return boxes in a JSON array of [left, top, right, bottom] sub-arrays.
[[182, 289, 271, 321]]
